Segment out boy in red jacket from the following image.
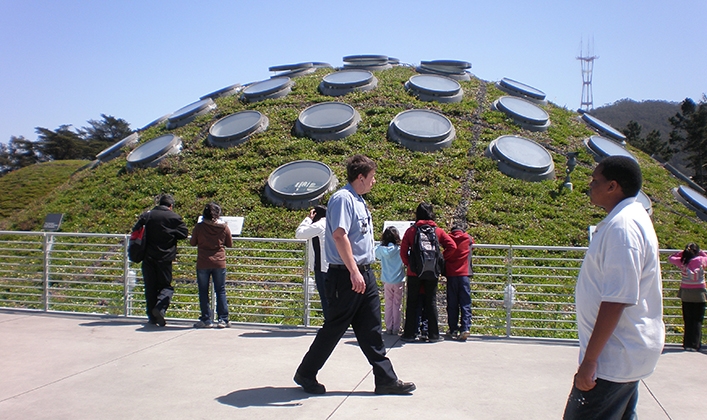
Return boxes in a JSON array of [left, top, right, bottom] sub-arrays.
[[445, 225, 474, 341]]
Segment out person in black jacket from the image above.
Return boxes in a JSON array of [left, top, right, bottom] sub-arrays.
[[133, 194, 188, 327]]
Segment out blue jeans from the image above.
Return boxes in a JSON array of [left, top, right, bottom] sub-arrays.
[[563, 378, 639, 420], [446, 275, 472, 332], [196, 268, 228, 323]]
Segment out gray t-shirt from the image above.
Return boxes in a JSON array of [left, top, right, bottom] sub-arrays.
[[325, 183, 374, 266]]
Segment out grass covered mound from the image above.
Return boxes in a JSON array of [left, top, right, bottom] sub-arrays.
[[1, 66, 705, 248]]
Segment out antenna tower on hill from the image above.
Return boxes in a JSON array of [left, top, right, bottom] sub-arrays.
[[577, 38, 598, 111]]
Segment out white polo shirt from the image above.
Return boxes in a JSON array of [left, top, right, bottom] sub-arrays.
[[576, 197, 665, 382]]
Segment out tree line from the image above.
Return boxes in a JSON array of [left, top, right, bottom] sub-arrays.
[[0, 115, 132, 175], [621, 95, 707, 188]]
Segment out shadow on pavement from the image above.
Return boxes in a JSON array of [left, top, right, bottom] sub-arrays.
[[216, 386, 375, 408]]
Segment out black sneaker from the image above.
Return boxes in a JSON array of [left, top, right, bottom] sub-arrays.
[[151, 308, 166, 327], [294, 372, 326, 394], [374, 379, 416, 395]]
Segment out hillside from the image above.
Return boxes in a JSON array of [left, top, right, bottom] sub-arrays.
[[592, 99, 679, 138], [1, 66, 706, 249], [0, 160, 88, 223]]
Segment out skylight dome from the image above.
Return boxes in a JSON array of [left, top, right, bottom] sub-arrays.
[[388, 109, 456, 152], [200, 83, 242, 100], [265, 160, 338, 209], [486, 135, 555, 181], [320, 70, 378, 96], [584, 135, 636, 162], [342, 55, 393, 72], [126, 134, 182, 170], [637, 190, 653, 215], [405, 74, 463, 103], [269, 62, 317, 78], [493, 96, 550, 131], [166, 98, 216, 129], [242, 77, 293, 103], [140, 114, 171, 131], [295, 102, 361, 141], [417, 59, 471, 81], [580, 113, 627, 144], [208, 111, 269, 148], [672, 185, 707, 221], [96, 133, 139, 162], [496, 78, 547, 105]]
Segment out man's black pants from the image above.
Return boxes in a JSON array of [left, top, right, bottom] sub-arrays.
[[296, 265, 397, 386], [142, 257, 175, 321]]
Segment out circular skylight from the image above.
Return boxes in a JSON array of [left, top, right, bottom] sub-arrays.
[[486, 135, 555, 181], [208, 111, 269, 148], [140, 114, 171, 131], [166, 98, 216, 129], [126, 134, 182, 170], [581, 113, 627, 144], [295, 102, 361, 141], [242, 77, 293, 102], [200, 83, 242, 100], [269, 62, 314, 72], [265, 160, 338, 209], [672, 185, 707, 221], [388, 109, 456, 152], [636, 190, 653, 215], [494, 96, 550, 131], [342, 54, 392, 71], [584, 135, 636, 162], [496, 78, 547, 104], [405, 74, 463, 103], [96, 132, 139, 162], [320, 70, 378, 96], [417, 59, 471, 81]]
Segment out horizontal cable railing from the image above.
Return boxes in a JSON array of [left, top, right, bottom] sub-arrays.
[[0, 231, 695, 343]]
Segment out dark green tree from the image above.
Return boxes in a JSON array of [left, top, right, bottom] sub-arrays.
[[623, 120, 672, 161], [79, 114, 132, 143], [670, 96, 707, 188], [35, 125, 85, 160]]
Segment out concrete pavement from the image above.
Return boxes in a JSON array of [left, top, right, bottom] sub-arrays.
[[0, 310, 704, 419]]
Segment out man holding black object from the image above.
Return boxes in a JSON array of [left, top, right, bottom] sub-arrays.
[[294, 155, 415, 395], [133, 193, 188, 327]]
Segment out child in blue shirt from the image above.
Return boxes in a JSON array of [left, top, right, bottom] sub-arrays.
[[375, 226, 406, 335]]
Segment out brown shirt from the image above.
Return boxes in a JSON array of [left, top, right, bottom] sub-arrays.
[[190, 220, 232, 269]]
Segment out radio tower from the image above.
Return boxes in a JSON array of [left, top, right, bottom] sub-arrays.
[[577, 38, 598, 111]]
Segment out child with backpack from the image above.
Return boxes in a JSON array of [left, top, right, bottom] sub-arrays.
[[375, 226, 406, 335], [400, 203, 457, 342], [445, 225, 475, 341]]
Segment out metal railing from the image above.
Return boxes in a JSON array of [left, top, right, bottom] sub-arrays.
[[0, 231, 694, 342]]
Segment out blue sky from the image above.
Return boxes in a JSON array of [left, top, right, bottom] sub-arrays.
[[1, 0, 705, 144]]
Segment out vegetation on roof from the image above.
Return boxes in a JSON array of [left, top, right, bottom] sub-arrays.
[[1, 66, 705, 249]]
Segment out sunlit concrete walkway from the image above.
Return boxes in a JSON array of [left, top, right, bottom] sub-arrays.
[[0, 310, 703, 419]]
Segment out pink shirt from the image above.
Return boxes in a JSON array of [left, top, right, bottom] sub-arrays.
[[668, 251, 707, 289]]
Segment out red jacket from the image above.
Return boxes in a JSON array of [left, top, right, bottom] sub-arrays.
[[445, 230, 474, 277], [400, 220, 457, 277]]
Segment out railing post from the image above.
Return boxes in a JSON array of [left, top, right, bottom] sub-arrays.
[[505, 246, 513, 337], [302, 239, 311, 327], [42, 233, 50, 311], [123, 235, 130, 317]]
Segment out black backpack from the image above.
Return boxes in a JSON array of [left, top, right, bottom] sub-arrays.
[[409, 224, 444, 280]]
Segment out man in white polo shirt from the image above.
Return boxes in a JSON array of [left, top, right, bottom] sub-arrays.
[[564, 156, 665, 419]]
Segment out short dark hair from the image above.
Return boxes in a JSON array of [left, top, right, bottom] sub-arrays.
[[598, 156, 642, 198], [312, 204, 327, 223], [346, 154, 377, 183], [415, 202, 435, 221], [203, 202, 221, 222], [381, 226, 401, 246], [158, 193, 175, 207]]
